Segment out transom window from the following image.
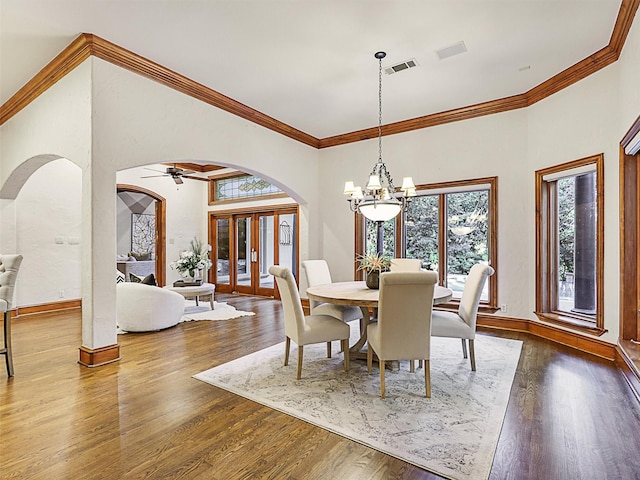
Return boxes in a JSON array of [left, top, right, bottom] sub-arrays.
[[357, 177, 497, 307], [209, 173, 284, 204], [535, 154, 604, 334]]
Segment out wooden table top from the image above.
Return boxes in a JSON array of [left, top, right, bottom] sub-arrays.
[[306, 281, 452, 308]]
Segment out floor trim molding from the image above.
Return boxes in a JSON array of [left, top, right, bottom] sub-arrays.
[[15, 299, 82, 317], [478, 314, 616, 360], [615, 346, 640, 403]]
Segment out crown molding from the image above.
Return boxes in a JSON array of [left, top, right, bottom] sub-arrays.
[[1, 0, 638, 148]]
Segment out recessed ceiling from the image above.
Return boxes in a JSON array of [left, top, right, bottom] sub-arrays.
[[0, 0, 623, 139]]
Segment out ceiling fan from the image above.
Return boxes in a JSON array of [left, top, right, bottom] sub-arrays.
[[141, 164, 210, 184]]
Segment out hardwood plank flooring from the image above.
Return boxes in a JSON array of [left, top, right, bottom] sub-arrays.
[[2, 294, 640, 479]]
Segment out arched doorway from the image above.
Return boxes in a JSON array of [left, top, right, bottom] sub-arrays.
[[116, 184, 167, 286]]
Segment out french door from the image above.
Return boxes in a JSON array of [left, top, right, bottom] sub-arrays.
[[209, 206, 298, 296]]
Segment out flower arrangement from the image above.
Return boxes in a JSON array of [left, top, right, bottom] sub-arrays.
[[170, 237, 212, 279], [357, 252, 392, 274]]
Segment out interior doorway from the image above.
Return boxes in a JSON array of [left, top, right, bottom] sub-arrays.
[[116, 184, 166, 286], [209, 205, 298, 297]]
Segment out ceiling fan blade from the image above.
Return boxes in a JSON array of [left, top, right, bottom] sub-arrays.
[[173, 176, 184, 185], [182, 175, 210, 182], [179, 169, 196, 175], [143, 167, 166, 173], [140, 174, 169, 178]]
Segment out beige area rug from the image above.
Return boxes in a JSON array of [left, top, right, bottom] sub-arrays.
[[194, 322, 521, 480]]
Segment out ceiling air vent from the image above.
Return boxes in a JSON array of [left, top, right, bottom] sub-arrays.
[[435, 41, 467, 60], [384, 58, 419, 75]]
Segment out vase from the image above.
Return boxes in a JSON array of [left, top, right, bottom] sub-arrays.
[[366, 271, 380, 289]]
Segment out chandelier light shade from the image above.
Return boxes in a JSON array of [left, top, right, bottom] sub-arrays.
[[344, 51, 416, 222]]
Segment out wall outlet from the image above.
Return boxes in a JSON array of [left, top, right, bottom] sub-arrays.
[[58, 290, 65, 298], [500, 304, 507, 313]]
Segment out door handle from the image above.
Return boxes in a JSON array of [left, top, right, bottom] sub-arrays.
[[251, 249, 257, 263]]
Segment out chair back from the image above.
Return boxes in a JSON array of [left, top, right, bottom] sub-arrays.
[[0, 254, 23, 309], [458, 263, 495, 329], [269, 265, 306, 343], [377, 271, 437, 360], [301, 260, 332, 309], [390, 258, 422, 272]]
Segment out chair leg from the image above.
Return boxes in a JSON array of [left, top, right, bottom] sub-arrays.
[[379, 359, 386, 398], [296, 345, 304, 380], [424, 359, 431, 398], [367, 345, 373, 373], [469, 339, 476, 371], [327, 341, 331, 358], [4, 311, 14, 377], [284, 337, 291, 366], [410, 360, 415, 373], [461, 338, 468, 359], [342, 339, 349, 372]]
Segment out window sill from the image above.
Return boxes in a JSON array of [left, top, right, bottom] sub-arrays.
[[534, 311, 607, 337], [435, 301, 499, 315]]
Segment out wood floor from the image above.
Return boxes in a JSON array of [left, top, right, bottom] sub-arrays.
[[2, 294, 640, 480]]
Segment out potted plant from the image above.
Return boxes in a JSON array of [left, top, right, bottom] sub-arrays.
[[170, 237, 213, 284], [357, 252, 392, 289]]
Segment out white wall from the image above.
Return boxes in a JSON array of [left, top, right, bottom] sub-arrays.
[[0, 59, 91, 309], [14, 158, 82, 306]]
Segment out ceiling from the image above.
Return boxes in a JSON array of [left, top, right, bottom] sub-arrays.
[[0, 0, 623, 139]]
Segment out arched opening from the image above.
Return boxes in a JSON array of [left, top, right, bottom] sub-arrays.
[[116, 184, 167, 286]]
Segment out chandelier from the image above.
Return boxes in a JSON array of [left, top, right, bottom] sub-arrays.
[[343, 51, 416, 222]]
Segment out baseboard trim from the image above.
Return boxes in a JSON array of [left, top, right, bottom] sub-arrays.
[[15, 299, 82, 317], [615, 346, 640, 403], [78, 344, 121, 367], [478, 314, 617, 360]]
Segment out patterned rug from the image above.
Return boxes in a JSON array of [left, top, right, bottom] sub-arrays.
[[194, 323, 522, 480]]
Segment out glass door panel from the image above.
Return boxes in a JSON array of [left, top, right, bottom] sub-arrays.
[[215, 217, 231, 289], [235, 216, 253, 294], [258, 215, 275, 291]]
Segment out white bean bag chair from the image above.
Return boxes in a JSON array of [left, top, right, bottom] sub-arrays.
[[117, 282, 185, 332]]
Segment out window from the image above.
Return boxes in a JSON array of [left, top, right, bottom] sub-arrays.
[[358, 177, 497, 308], [208, 173, 285, 204], [535, 154, 604, 334]]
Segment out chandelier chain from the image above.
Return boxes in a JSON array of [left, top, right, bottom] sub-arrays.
[[378, 54, 383, 164]]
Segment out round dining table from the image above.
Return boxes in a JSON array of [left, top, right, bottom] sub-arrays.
[[306, 280, 453, 360]]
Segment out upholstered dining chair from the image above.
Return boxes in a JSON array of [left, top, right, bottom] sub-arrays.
[[390, 258, 423, 272], [431, 263, 495, 371], [270, 265, 351, 380], [1, 254, 24, 377], [302, 260, 363, 323], [367, 271, 437, 398]]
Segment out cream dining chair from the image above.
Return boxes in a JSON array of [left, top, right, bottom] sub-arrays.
[[367, 270, 438, 398], [1, 254, 24, 377], [270, 265, 351, 380], [302, 260, 363, 323], [390, 258, 423, 272], [431, 263, 495, 371]]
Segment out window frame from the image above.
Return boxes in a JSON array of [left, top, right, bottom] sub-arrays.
[[355, 176, 498, 312], [534, 154, 605, 335]]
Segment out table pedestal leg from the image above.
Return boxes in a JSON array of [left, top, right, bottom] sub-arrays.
[[349, 306, 398, 370]]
